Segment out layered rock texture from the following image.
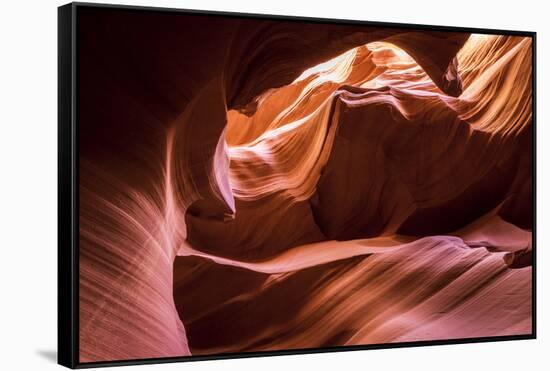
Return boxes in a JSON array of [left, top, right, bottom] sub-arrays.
[[78, 8, 533, 362]]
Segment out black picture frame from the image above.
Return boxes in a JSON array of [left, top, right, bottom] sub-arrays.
[[58, 2, 537, 369]]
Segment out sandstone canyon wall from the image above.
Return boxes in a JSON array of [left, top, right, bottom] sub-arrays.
[[77, 8, 533, 362]]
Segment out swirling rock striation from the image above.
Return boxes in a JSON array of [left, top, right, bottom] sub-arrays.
[[78, 7, 532, 362]]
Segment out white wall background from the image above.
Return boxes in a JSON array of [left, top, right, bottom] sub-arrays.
[[0, 0, 546, 369]]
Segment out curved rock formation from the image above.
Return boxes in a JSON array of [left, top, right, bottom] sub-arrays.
[[78, 7, 532, 363]]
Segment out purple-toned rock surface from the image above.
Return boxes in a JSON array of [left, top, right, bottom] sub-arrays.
[[78, 8, 532, 362]]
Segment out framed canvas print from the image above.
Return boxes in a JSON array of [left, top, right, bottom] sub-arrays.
[[58, 2, 536, 368]]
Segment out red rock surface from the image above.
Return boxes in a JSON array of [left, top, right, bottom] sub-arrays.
[[78, 8, 532, 362]]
